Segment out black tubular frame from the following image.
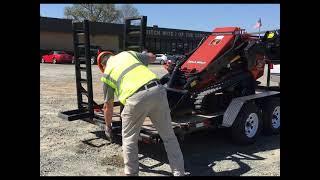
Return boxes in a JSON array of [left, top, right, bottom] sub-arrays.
[[60, 20, 99, 121], [124, 16, 147, 52], [59, 17, 148, 122]]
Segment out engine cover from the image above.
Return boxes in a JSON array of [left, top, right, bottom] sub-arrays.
[[181, 27, 241, 73]]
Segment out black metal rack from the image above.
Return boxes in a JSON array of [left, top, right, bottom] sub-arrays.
[[59, 17, 148, 125], [59, 20, 103, 122], [74, 20, 94, 115], [124, 16, 147, 51], [58, 17, 150, 143]]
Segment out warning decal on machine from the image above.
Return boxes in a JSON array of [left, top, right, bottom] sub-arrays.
[[187, 60, 206, 64], [215, 35, 224, 40], [209, 35, 224, 46]]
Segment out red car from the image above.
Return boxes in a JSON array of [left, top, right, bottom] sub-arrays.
[[41, 51, 74, 64]]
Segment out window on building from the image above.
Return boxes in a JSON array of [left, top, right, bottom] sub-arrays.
[[193, 41, 198, 49], [172, 42, 176, 53], [176, 42, 183, 54], [155, 39, 160, 52], [150, 39, 155, 52], [189, 42, 193, 51], [172, 42, 176, 49], [183, 42, 188, 50], [160, 39, 166, 53], [167, 41, 172, 54]]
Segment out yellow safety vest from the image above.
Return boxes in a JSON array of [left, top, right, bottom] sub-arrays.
[[101, 51, 158, 105]]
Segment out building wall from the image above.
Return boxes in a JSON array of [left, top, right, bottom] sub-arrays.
[[146, 37, 203, 54], [40, 31, 73, 51], [40, 17, 210, 55], [145, 27, 210, 54], [40, 31, 120, 52], [91, 35, 119, 52]]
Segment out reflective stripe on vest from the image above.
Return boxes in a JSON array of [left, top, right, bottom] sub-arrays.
[[101, 51, 158, 104], [127, 51, 138, 59], [116, 62, 142, 88], [102, 74, 117, 88]]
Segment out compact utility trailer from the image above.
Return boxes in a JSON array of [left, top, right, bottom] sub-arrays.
[[59, 16, 280, 145]]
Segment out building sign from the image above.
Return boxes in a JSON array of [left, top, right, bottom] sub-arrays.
[[147, 29, 209, 39]]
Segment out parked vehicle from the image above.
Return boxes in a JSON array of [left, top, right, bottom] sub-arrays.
[[270, 64, 280, 74], [174, 54, 186, 61], [154, 54, 168, 65], [165, 55, 177, 64], [40, 49, 51, 63], [78, 45, 102, 65], [270, 64, 280, 87], [41, 51, 74, 64]]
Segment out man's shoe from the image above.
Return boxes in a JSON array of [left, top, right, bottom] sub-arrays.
[[123, 173, 138, 176], [172, 171, 191, 176]]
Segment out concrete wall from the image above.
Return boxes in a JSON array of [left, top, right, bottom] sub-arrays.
[[91, 35, 119, 52], [40, 31, 73, 51], [40, 31, 120, 52]]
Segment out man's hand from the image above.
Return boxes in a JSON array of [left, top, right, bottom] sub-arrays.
[[103, 99, 114, 142]]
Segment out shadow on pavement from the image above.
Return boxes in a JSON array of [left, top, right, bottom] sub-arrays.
[[85, 128, 279, 176]]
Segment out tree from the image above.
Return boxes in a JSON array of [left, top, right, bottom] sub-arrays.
[[117, 4, 140, 23], [64, 4, 120, 23]]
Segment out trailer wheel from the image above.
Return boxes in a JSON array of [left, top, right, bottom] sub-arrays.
[[262, 97, 280, 135], [231, 102, 262, 145]]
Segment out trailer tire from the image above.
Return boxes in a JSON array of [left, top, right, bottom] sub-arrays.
[[262, 97, 280, 135], [231, 102, 262, 145]]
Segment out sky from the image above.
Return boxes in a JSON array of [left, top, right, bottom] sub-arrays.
[[40, 4, 280, 32]]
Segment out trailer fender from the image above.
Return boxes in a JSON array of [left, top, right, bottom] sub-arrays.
[[222, 91, 280, 127]]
